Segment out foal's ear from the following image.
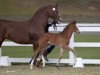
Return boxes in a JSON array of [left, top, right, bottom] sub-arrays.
[[72, 21, 77, 25]]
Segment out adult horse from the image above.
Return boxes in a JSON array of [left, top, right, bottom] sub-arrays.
[[0, 4, 61, 64]]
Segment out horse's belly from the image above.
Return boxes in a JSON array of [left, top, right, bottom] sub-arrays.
[[6, 33, 31, 44]]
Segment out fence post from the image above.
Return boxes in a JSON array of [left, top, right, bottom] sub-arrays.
[[0, 47, 1, 57], [69, 33, 74, 65]]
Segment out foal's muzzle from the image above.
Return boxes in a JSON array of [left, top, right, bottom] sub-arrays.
[[77, 31, 80, 34]]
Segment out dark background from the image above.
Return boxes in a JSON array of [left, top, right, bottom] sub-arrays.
[[0, 0, 100, 23]]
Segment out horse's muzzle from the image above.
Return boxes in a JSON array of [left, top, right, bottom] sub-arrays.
[[77, 31, 80, 34]]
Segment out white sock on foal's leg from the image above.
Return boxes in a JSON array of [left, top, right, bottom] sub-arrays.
[[42, 55, 46, 68], [30, 60, 34, 69]]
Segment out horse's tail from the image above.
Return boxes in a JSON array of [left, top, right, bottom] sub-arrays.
[[0, 20, 6, 46]]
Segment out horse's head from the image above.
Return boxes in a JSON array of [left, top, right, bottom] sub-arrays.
[[46, 4, 62, 24], [69, 21, 80, 34]]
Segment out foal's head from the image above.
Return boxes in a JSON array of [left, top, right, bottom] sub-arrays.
[[46, 4, 62, 23], [69, 21, 80, 34]]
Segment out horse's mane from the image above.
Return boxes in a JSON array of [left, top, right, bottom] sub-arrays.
[[62, 21, 76, 32], [34, 5, 54, 16], [29, 5, 54, 21], [62, 23, 71, 32]]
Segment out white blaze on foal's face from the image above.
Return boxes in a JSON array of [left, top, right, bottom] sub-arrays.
[[52, 8, 56, 11]]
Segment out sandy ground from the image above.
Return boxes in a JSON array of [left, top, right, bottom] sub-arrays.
[[0, 64, 100, 75]]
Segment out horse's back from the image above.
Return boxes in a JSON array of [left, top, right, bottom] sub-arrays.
[[0, 19, 7, 34], [0, 19, 31, 44]]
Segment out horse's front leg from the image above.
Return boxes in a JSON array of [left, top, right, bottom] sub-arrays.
[[57, 47, 64, 68], [30, 43, 38, 64], [30, 51, 39, 69], [66, 46, 77, 65]]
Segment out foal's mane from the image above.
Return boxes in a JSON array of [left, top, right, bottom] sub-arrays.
[[62, 21, 76, 33]]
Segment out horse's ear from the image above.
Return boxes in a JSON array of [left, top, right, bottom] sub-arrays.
[[55, 3, 59, 8], [72, 21, 77, 24]]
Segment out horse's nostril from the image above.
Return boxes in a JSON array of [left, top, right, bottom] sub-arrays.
[[78, 31, 80, 34]]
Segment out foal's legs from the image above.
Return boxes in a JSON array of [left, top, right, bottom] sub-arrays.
[[56, 45, 76, 68], [44, 45, 55, 61], [37, 45, 51, 68], [66, 46, 77, 65], [57, 47, 64, 68], [37, 51, 45, 68], [30, 45, 47, 69], [30, 44, 40, 69], [30, 43, 38, 64], [30, 50, 39, 69]]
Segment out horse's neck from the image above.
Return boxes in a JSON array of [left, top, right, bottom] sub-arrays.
[[61, 28, 73, 41], [29, 10, 48, 30], [30, 9, 48, 23]]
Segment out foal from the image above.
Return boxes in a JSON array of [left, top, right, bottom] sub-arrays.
[[32, 21, 80, 68]]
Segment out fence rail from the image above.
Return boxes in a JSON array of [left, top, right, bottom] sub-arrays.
[[2, 41, 100, 47], [0, 23, 100, 66]]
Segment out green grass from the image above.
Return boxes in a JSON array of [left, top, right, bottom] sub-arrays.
[[2, 46, 100, 59], [2, 34, 100, 59], [2, 46, 33, 58], [75, 47, 100, 59], [75, 34, 100, 42]]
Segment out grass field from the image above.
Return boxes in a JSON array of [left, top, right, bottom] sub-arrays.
[[2, 34, 100, 59]]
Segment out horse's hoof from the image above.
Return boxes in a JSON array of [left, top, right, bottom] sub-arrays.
[[56, 65, 60, 69], [30, 64, 33, 69], [45, 58, 49, 62], [42, 66, 45, 68], [30, 66, 33, 69]]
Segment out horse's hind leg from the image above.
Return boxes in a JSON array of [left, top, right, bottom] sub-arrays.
[[44, 45, 55, 61]]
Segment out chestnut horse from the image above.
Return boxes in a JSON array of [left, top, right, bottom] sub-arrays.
[[32, 21, 80, 68], [0, 4, 61, 66]]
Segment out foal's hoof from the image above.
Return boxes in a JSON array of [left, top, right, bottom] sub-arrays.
[[45, 58, 49, 62], [56, 65, 60, 69], [30, 65, 33, 69]]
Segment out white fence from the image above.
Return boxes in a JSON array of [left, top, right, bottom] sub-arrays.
[[0, 23, 100, 65]]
